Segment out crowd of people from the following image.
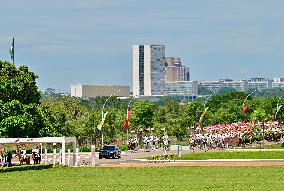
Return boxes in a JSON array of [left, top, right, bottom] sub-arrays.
[[128, 134, 170, 152], [127, 121, 283, 152], [189, 121, 284, 150]]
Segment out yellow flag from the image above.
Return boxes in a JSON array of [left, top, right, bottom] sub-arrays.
[[97, 111, 108, 130], [199, 107, 208, 124]]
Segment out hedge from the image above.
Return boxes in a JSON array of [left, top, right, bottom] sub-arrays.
[[0, 164, 53, 173]]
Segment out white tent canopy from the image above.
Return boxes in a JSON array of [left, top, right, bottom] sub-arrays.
[[0, 137, 77, 166]]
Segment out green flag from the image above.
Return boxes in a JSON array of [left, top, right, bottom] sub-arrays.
[[9, 38, 14, 63]]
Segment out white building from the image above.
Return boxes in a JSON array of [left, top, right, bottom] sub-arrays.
[[247, 77, 272, 90], [198, 80, 225, 92], [165, 81, 198, 96], [223, 80, 248, 91], [272, 78, 284, 88], [71, 84, 130, 99], [133, 44, 166, 97], [198, 79, 249, 92]]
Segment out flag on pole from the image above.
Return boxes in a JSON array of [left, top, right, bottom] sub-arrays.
[[124, 109, 132, 129], [199, 107, 208, 124], [124, 119, 129, 129], [9, 38, 15, 63], [242, 106, 247, 114], [127, 109, 132, 120], [97, 111, 108, 130]]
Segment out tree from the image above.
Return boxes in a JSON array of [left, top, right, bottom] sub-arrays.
[[0, 61, 44, 138], [40, 97, 92, 138], [0, 61, 41, 105], [130, 101, 156, 133]]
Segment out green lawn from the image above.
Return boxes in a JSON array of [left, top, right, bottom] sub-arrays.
[[0, 166, 284, 191], [170, 151, 284, 160], [244, 143, 284, 149]]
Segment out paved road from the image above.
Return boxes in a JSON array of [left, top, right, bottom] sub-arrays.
[[84, 148, 194, 166]]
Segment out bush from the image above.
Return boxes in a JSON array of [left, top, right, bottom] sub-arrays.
[[147, 154, 175, 160], [95, 146, 102, 152], [281, 142, 284, 147], [79, 146, 91, 152], [0, 164, 53, 173], [119, 144, 128, 151]]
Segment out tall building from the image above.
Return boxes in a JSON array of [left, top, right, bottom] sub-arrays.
[[71, 84, 130, 99], [165, 57, 190, 82], [133, 44, 166, 97]]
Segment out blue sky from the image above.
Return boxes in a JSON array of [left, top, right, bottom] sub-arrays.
[[1, 0, 284, 92]]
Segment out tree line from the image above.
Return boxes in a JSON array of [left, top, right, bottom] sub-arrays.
[[0, 60, 284, 146]]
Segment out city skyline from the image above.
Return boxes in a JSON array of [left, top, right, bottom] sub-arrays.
[[1, 0, 284, 92]]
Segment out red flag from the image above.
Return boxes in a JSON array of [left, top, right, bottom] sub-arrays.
[[124, 109, 132, 130], [242, 106, 247, 113], [127, 110, 132, 120], [124, 119, 129, 129]]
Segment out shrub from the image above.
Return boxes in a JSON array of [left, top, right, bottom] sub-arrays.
[[0, 164, 53, 173], [147, 154, 175, 160], [119, 144, 128, 151], [281, 142, 284, 147], [79, 146, 91, 152]]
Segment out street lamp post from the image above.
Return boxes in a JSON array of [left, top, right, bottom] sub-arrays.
[[275, 99, 282, 120], [243, 89, 258, 107], [200, 91, 218, 129], [100, 89, 121, 146], [125, 96, 135, 145]]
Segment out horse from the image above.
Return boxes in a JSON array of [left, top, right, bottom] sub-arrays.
[[16, 146, 30, 165], [17, 151, 31, 165]]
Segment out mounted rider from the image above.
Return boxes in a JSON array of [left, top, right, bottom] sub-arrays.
[[20, 149, 27, 160], [32, 146, 41, 164]]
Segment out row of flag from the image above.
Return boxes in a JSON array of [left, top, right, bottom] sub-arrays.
[[96, 104, 261, 130], [96, 109, 132, 130]]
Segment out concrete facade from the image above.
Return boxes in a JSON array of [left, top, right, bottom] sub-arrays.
[[223, 80, 248, 91], [165, 81, 198, 96], [133, 44, 166, 97], [198, 80, 225, 92], [248, 77, 272, 89], [71, 84, 130, 98], [165, 57, 190, 82], [272, 78, 284, 88], [198, 79, 249, 92]]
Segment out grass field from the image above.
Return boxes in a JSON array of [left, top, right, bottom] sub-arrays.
[[0, 166, 284, 191], [170, 151, 284, 160], [244, 143, 284, 149]]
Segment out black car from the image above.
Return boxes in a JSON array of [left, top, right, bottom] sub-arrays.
[[99, 145, 121, 159]]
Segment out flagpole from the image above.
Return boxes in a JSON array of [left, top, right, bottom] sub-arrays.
[[12, 38, 14, 64], [101, 111, 104, 146], [100, 89, 121, 146], [125, 95, 135, 145], [126, 108, 129, 145]]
